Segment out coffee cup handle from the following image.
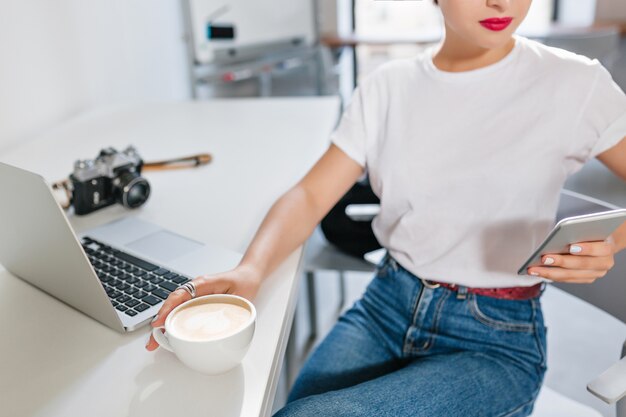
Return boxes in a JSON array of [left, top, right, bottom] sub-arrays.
[[152, 326, 174, 352]]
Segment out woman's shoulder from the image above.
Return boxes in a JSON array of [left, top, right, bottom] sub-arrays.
[[371, 56, 423, 74], [359, 56, 423, 91], [515, 35, 602, 77]]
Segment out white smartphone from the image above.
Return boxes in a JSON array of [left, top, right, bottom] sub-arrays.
[[517, 209, 626, 275]]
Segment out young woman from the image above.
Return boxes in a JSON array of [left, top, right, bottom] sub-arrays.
[[147, 0, 626, 414]]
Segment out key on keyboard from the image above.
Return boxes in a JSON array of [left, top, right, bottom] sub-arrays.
[[83, 238, 177, 314]]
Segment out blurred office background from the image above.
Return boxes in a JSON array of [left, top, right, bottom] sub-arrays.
[[1, 1, 625, 416], [2, 0, 626, 154]]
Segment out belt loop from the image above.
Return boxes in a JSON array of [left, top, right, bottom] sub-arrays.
[[456, 285, 468, 300], [421, 278, 441, 289], [377, 252, 389, 269], [389, 256, 399, 272]]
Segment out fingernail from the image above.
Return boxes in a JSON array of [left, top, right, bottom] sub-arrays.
[[543, 257, 554, 265], [530, 272, 540, 276], [570, 245, 582, 254]]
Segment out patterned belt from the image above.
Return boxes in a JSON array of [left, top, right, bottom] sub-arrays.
[[421, 279, 543, 300]]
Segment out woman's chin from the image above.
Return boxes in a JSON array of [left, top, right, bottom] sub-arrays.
[[472, 32, 516, 51]]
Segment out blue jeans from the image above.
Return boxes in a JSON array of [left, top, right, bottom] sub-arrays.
[[274, 255, 547, 417]]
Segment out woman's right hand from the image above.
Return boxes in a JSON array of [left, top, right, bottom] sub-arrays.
[[145, 264, 262, 351]]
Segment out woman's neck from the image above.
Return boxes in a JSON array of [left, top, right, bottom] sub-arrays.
[[432, 25, 516, 72]]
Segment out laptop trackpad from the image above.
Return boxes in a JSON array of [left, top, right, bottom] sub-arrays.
[[125, 230, 203, 263]]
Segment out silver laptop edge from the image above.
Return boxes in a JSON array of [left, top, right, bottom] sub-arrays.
[[0, 162, 126, 332], [0, 162, 242, 333]]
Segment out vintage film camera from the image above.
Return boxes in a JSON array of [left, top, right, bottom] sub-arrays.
[[70, 146, 151, 215]]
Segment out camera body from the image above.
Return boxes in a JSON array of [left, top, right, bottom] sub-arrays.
[[70, 146, 150, 215]]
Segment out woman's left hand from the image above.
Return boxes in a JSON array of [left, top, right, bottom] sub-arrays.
[[527, 238, 617, 284]]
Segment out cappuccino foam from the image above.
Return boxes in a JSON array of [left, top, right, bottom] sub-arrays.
[[170, 302, 251, 341]]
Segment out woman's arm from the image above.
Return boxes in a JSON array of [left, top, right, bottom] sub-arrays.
[[147, 144, 364, 350], [238, 144, 365, 282], [526, 137, 626, 282]]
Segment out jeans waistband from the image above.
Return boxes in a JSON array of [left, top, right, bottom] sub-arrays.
[[382, 253, 544, 300], [422, 279, 544, 300]]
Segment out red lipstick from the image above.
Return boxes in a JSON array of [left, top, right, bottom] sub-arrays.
[[479, 17, 513, 31]]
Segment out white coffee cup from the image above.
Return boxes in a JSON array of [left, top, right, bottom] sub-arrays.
[[152, 294, 256, 375]]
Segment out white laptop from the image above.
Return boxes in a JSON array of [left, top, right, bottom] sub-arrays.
[[0, 162, 242, 333]]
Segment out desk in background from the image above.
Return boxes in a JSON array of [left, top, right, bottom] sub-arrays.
[[0, 98, 340, 417], [322, 23, 623, 91], [321, 23, 624, 49]]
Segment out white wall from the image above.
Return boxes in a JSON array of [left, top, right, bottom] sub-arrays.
[[0, 0, 190, 153], [317, 0, 339, 36], [557, 0, 597, 26]]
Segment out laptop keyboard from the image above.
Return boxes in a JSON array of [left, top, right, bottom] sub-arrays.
[[80, 237, 191, 317]]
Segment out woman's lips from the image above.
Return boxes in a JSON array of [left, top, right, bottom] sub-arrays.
[[479, 17, 513, 31]]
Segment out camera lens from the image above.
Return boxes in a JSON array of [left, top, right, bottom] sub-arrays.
[[116, 172, 151, 209]]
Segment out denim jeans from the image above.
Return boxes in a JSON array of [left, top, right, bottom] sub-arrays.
[[274, 255, 547, 417]]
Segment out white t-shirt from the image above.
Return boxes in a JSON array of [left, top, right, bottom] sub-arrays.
[[331, 35, 626, 288]]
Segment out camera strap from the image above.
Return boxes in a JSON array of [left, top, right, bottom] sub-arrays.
[[142, 153, 212, 172], [51, 179, 73, 211]]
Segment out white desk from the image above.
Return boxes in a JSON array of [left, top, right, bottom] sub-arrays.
[[0, 98, 340, 417]]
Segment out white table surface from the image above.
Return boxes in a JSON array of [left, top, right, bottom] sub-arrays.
[[541, 286, 626, 417], [0, 97, 340, 417]]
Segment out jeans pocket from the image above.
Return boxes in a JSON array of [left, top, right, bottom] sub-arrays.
[[533, 317, 548, 371], [469, 294, 535, 332]]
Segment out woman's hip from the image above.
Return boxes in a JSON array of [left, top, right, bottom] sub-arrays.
[[357, 254, 547, 378]]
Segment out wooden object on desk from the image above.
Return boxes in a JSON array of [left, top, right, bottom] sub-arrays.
[[596, 0, 626, 35], [321, 31, 441, 48], [143, 153, 212, 171], [595, 20, 626, 36]]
